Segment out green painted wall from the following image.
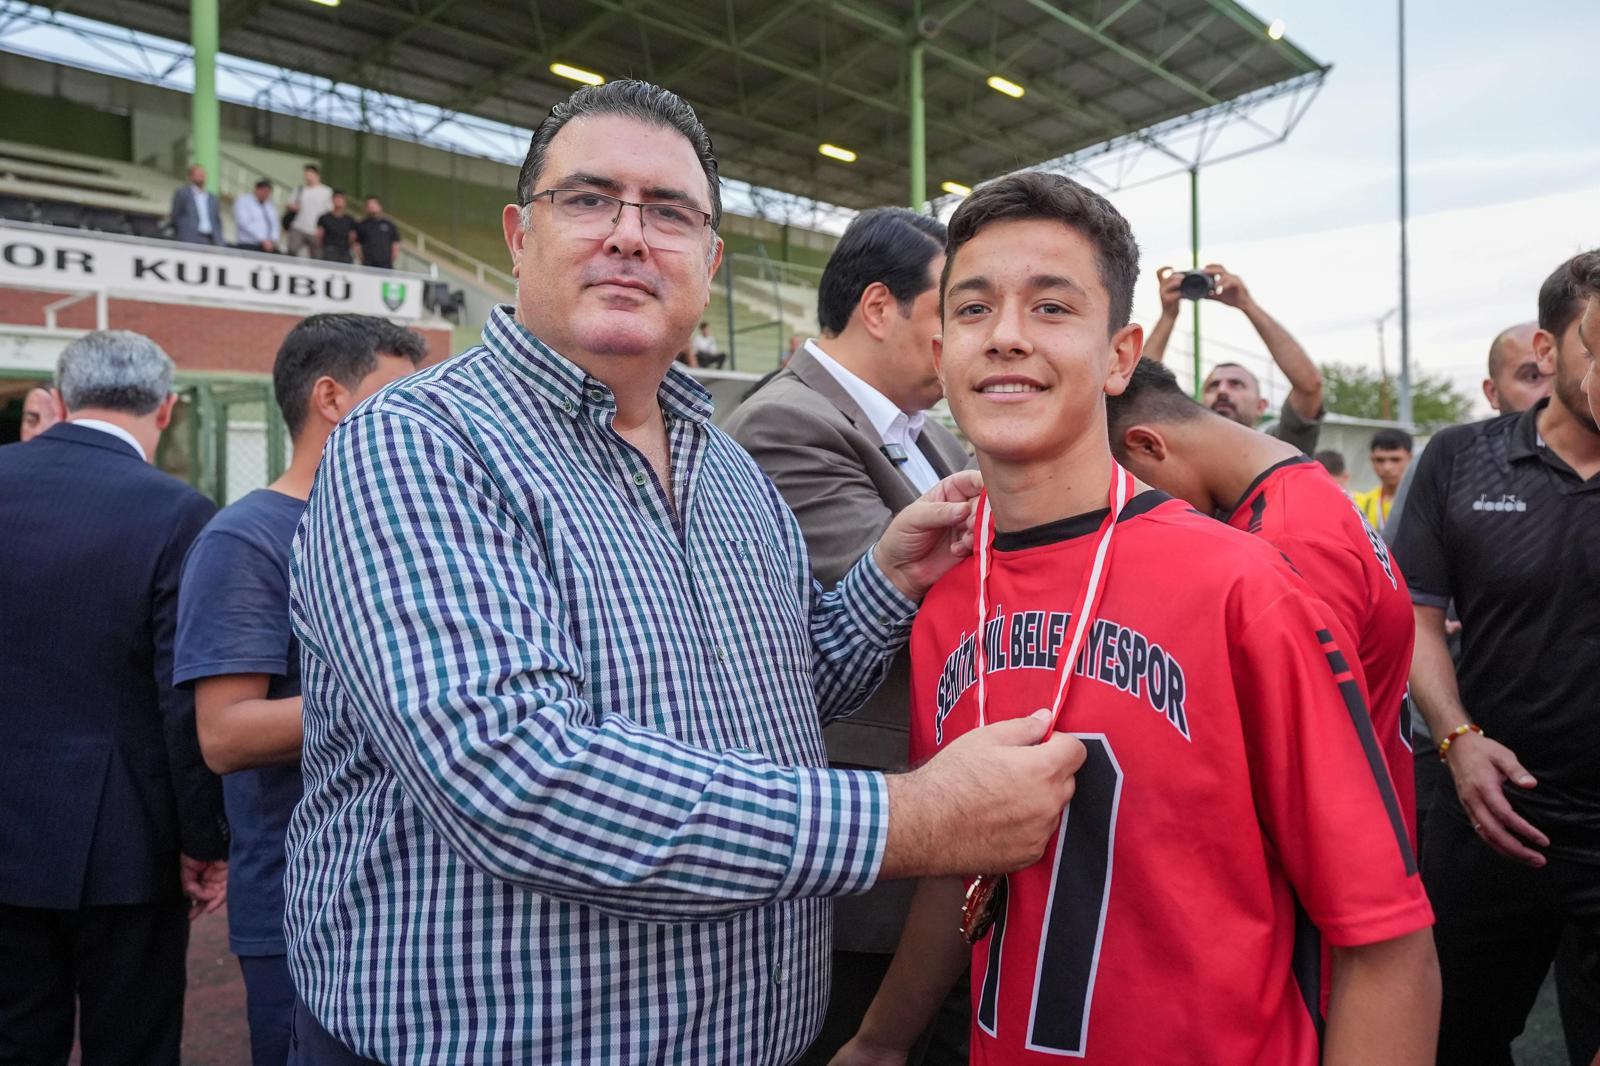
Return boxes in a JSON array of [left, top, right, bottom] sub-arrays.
[[0, 87, 131, 161]]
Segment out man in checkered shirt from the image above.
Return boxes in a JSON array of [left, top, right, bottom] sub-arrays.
[[282, 80, 1085, 1065]]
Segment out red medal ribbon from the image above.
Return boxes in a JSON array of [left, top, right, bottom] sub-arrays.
[[961, 462, 1134, 944]]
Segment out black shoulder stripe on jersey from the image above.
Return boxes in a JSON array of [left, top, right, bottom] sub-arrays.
[[1317, 631, 1419, 876], [1248, 493, 1268, 534]]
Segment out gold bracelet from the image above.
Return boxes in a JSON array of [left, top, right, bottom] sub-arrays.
[[1437, 723, 1482, 762]]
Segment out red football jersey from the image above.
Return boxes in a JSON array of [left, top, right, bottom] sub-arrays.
[[1225, 457, 1418, 846], [909, 492, 1431, 1066]]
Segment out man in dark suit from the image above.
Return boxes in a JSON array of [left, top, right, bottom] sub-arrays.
[[726, 207, 972, 1065], [0, 330, 229, 1065], [169, 164, 225, 245]]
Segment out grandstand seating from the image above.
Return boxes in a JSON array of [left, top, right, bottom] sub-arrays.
[[0, 139, 171, 237]]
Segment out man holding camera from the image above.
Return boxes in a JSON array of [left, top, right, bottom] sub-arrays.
[[1145, 263, 1325, 454]]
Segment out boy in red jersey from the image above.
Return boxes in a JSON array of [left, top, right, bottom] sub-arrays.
[[1105, 356, 1419, 847], [832, 172, 1436, 1066]]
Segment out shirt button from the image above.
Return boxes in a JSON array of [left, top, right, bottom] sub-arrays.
[[631, 472, 648, 487], [772, 964, 786, 986], [561, 398, 576, 414], [716, 646, 729, 663]]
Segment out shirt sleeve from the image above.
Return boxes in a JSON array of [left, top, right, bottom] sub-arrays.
[[1264, 396, 1323, 455], [1389, 435, 1453, 607], [292, 409, 890, 923], [174, 528, 294, 686], [1230, 582, 1432, 947]]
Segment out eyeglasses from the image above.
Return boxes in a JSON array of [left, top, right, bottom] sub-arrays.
[[525, 188, 713, 249]]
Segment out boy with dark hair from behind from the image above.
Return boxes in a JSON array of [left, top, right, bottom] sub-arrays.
[[1105, 356, 1418, 846], [172, 313, 423, 1066], [833, 171, 1436, 1066]]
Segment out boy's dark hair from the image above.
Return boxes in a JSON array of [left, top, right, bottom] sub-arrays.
[[254, 178, 272, 191], [273, 314, 426, 436], [1313, 449, 1347, 477], [1568, 249, 1600, 299], [1104, 357, 1205, 443], [817, 207, 947, 335], [1539, 256, 1589, 338], [517, 79, 722, 229], [304, 163, 320, 175], [941, 171, 1140, 333], [1370, 427, 1414, 453]]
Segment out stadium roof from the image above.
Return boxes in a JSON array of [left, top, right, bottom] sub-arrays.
[[44, 0, 1328, 209]]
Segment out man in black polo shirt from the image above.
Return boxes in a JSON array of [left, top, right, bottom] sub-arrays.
[[1395, 253, 1600, 1066], [355, 196, 400, 270]]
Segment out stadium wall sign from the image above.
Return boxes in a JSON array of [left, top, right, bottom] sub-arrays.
[[0, 223, 427, 320]]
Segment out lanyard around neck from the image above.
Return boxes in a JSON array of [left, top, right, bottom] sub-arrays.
[[972, 462, 1133, 731]]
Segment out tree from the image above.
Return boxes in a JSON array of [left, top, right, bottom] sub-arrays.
[[1319, 362, 1474, 431]]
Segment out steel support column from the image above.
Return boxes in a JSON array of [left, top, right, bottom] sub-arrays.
[[1397, 0, 1413, 425], [1190, 165, 1202, 397], [908, 21, 927, 211], [190, 0, 220, 187]]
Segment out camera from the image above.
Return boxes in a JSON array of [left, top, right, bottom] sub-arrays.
[[1178, 270, 1216, 300]]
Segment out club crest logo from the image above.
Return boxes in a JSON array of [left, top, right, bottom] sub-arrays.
[[381, 281, 407, 311]]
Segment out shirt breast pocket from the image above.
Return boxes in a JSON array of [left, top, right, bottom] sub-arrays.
[[724, 535, 813, 676]]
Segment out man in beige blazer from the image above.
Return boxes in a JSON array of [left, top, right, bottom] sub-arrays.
[[727, 207, 972, 1066]]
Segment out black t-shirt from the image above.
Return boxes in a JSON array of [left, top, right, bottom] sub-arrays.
[[1392, 399, 1600, 854], [356, 216, 400, 267], [317, 213, 357, 261]]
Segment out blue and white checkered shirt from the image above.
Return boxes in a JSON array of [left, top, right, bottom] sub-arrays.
[[285, 306, 914, 1064]]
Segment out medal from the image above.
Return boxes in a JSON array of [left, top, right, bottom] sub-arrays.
[[960, 463, 1133, 945]]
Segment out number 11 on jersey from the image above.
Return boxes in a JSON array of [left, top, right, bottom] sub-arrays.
[[976, 735, 1124, 1056]]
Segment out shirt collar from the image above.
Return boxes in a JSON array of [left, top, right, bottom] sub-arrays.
[[1507, 397, 1550, 461], [804, 340, 924, 443], [70, 418, 146, 461], [481, 305, 713, 425]]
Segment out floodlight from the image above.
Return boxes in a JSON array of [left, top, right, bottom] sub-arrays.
[[940, 181, 972, 197], [550, 62, 605, 86], [818, 143, 858, 163], [304, 0, 340, 8], [1267, 19, 1286, 40], [986, 75, 1025, 99]]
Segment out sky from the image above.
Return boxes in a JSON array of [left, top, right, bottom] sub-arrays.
[[1100, 0, 1600, 415]]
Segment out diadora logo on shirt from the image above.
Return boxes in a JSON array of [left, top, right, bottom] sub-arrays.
[[934, 606, 1190, 744], [1471, 493, 1527, 513]]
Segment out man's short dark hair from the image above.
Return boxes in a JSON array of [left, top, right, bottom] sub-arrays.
[[1105, 357, 1205, 441], [516, 79, 722, 230], [1208, 361, 1261, 391], [273, 314, 426, 436], [817, 207, 947, 336], [1370, 427, 1413, 453], [1539, 256, 1589, 338], [1314, 449, 1346, 477], [942, 171, 1140, 333], [1568, 250, 1600, 299], [254, 178, 273, 191], [304, 164, 320, 175]]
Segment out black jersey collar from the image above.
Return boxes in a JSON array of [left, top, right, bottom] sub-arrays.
[[992, 489, 1171, 552], [1219, 454, 1314, 524]]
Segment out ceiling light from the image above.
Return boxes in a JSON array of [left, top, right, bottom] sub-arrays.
[[940, 181, 972, 197], [818, 143, 858, 163], [550, 62, 604, 86], [986, 75, 1025, 99], [304, 0, 340, 8], [1266, 18, 1286, 40]]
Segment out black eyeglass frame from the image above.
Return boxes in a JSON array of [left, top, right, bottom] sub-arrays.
[[522, 188, 715, 237]]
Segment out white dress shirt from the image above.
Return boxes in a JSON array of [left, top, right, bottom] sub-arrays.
[[71, 418, 147, 462], [234, 194, 281, 246], [190, 185, 214, 235], [805, 340, 939, 494]]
